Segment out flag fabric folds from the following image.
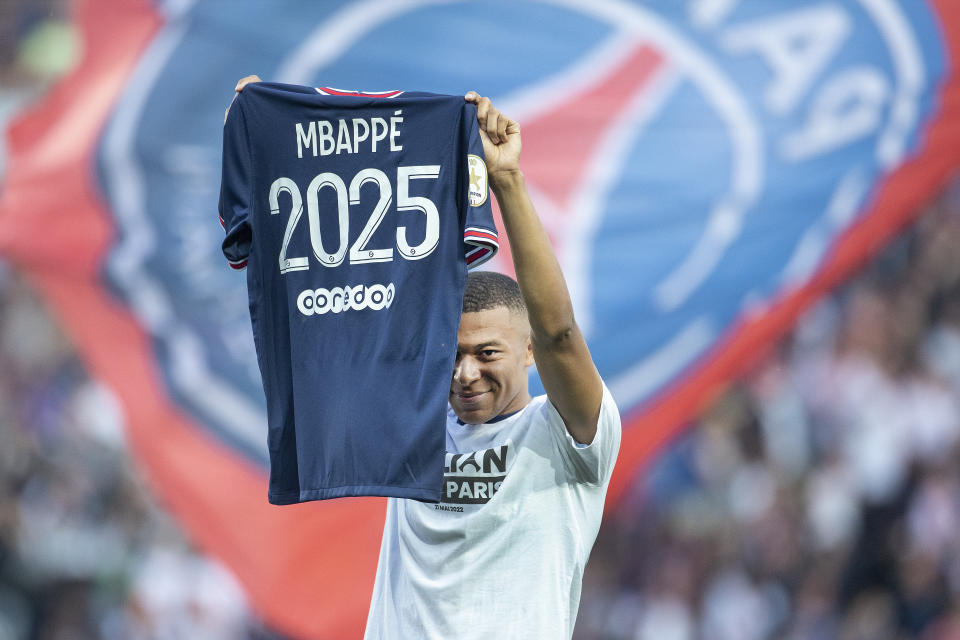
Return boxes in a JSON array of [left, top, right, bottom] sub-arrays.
[[2, 0, 960, 637]]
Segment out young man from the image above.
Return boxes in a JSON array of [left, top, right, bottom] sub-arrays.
[[229, 79, 621, 638], [366, 91, 621, 639]]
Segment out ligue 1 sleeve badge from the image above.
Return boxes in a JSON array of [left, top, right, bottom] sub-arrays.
[[467, 154, 488, 207]]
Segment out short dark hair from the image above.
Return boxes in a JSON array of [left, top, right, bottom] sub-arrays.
[[462, 271, 526, 315]]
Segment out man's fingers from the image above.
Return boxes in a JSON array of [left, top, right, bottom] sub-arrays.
[[482, 101, 505, 144], [477, 127, 492, 148], [475, 96, 490, 124], [486, 109, 501, 144], [466, 92, 515, 144], [235, 74, 261, 93], [225, 75, 260, 123], [496, 111, 508, 144]]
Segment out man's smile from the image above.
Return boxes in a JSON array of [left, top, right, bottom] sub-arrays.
[[454, 390, 488, 403]]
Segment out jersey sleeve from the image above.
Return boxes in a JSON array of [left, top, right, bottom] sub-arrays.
[[218, 98, 253, 271], [462, 107, 499, 270], [544, 383, 622, 486]]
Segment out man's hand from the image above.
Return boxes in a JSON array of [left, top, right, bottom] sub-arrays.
[[464, 92, 521, 184], [224, 75, 262, 123]]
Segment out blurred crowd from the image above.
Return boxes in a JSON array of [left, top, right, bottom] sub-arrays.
[[0, 271, 266, 640], [575, 185, 960, 639]]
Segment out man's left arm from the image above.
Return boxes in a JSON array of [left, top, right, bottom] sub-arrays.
[[467, 93, 603, 444]]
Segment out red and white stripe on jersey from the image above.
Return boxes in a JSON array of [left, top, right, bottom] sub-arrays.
[[315, 87, 404, 99], [464, 226, 499, 269]]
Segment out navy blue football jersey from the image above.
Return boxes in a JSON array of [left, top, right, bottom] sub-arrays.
[[218, 83, 498, 504]]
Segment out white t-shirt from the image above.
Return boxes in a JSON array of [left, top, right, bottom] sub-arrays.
[[364, 384, 621, 639]]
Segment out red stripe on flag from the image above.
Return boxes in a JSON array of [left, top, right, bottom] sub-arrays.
[[605, 0, 960, 510], [492, 43, 667, 278]]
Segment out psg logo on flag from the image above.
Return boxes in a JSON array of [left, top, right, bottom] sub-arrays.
[[97, 0, 946, 463], [6, 0, 957, 636]]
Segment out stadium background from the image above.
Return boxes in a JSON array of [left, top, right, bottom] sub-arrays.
[[2, 0, 960, 638]]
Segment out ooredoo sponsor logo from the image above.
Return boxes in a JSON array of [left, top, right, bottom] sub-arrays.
[[296, 282, 395, 316]]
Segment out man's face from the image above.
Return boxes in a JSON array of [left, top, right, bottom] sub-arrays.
[[450, 306, 534, 424]]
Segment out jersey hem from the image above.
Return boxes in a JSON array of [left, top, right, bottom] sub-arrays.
[[268, 484, 441, 505]]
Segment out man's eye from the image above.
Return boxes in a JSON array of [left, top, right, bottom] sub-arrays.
[[481, 350, 497, 357]]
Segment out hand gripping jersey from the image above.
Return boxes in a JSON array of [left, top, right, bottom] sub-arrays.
[[218, 83, 498, 503]]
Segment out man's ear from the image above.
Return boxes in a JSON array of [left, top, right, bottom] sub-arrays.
[[524, 337, 535, 367]]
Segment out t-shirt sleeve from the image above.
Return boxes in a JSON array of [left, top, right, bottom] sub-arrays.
[[462, 105, 499, 270], [544, 383, 622, 486], [218, 98, 253, 271]]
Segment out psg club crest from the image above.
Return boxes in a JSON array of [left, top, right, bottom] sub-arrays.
[[96, 0, 948, 465]]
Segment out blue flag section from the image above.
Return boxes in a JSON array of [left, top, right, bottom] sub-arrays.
[[2, 0, 960, 637]]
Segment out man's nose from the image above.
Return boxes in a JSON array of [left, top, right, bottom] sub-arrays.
[[454, 356, 481, 386]]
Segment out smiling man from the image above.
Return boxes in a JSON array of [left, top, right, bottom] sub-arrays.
[[227, 77, 620, 638], [449, 276, 533, 424], [364, 91, 622, 639]]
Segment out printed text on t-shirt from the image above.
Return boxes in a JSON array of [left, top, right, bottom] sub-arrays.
[[442, 445, 509, 505]]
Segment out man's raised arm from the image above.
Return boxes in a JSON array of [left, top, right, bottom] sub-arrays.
[[465, 92, 603, 444]]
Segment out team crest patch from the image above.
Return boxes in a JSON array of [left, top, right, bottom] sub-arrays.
[[467, 154, 488, 207]]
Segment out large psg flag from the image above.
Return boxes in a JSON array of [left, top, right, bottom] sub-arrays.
[[2, 0, 960, 637]]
